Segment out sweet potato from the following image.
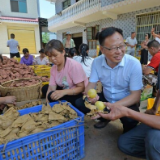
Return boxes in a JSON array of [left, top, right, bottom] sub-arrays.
[[0, 57, 40, 85]]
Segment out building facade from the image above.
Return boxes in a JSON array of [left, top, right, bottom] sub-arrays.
[[47, 0, 160, 57], [0, 0, 41, 54]]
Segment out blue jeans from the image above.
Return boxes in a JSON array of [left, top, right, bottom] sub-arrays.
[[118, 123, 160, 160]]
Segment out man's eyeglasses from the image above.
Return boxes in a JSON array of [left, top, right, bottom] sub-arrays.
[[102, 44, 126, 52]]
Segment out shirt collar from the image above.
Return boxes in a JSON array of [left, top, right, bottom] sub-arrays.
[[102, 55, 125, 69]]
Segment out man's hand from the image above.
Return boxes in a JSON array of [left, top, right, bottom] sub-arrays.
[[92, 103, 128, 120], [151, 28, 155, 34], [4, 96, 16, 104], [83, 91, 99, 104], [50, 90, 66, 100], [87, 95, 99, 104], [145, 108, 157, 115]]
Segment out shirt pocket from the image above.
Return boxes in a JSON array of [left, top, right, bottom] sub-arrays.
[[98, 68, 111, 88], [115, 69, 130, 90]]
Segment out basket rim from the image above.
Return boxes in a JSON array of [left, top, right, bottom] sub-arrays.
[[0, 78, 42, 89]]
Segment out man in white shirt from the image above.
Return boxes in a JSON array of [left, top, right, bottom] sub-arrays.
[[125, 32, 137, 56], [7, 34, 20, 58], [75, 27, 142, 132]]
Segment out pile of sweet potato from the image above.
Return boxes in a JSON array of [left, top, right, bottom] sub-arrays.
[[0, 56, 50, 84], [0, 102, 77, 145], [9, 79, 40, 87], [0, 56, 35, 84]]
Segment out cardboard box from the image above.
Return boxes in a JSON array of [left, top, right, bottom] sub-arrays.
[[141, 85, 153, 101]]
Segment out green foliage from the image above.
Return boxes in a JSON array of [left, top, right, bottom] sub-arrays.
[[42, 32, 49, 43]]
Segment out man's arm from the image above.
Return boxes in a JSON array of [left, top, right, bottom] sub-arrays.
[[93, 89, 160, 129], [95, 102, 160, 130], [7, 41, 9, 47], [126, 43, 132, 47], [18, 45, 20, 51], [127, 106, 160, 129], [151, 28, 160, 38], [86, 59, 99, 94], [114, 90, 141, 107], [126, 43, 135, 48], [85, 82, 97, 94], [72, 39, 76, 48], [143, 66, 153, 75]]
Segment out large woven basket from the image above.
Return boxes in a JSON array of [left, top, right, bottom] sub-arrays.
[[0, 78, 42, 102]]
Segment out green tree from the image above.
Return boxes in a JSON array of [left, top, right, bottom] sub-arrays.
[[42, 32, 49, 43]]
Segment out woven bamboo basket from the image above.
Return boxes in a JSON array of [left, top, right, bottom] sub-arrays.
[[0, 78, 42, 102]]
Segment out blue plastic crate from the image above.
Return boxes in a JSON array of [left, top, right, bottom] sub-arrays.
[[0, 101, 85, 160]]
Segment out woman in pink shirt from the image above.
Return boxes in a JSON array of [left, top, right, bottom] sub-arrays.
[[42, 40, 88, 107]]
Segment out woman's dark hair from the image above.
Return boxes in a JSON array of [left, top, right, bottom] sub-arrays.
[[145, 33, 151, 39], [45, 39, 64, 54], [23, 48, 29, 54], [68, 48, 77, 58], [0, 54, 3, 62], [99, 27, 123, 46], [79, 43, 89, 66], [39, 49, 44, 53]]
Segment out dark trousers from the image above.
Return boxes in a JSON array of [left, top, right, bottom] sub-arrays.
[[75, 92, 140, 132], [10, 52, 20, 58], [42, 85, 83, 107], [118, 123, 160, 159], [140, 49, 148, 65]]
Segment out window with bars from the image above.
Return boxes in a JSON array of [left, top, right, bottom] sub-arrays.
[[62, 0, 71, 10], [10, 0, 27, 13], [87, 25, 99, 49], [136, 11, 160, 44]]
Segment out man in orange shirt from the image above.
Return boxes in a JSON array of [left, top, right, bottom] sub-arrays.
[[143, 40, 160, 75]]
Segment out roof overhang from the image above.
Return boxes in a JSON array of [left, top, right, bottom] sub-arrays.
[[45, 0, 56, 3]]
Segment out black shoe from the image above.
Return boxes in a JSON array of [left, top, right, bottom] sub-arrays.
[[94, 120, 110, 129]]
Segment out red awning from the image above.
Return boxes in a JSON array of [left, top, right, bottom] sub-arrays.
[[0, 16, 38, 22]]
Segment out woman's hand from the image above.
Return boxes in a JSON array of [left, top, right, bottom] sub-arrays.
[[50, 90, 66, 100], [4, 96, 16, 104]]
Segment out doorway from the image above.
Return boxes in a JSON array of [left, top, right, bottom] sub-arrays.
[[72, 32, 82, 55]]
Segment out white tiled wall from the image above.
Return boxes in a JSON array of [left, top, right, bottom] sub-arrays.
[[56, 5, 160, 56], [101, 0, 125, 7]]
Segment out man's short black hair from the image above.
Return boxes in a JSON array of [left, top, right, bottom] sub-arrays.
[[147, 40, 160, 48], [95, 32, 100, 40], [99, 27, 123, 46], [10, 33, 15, 38], [131, 32, 135, 35]]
